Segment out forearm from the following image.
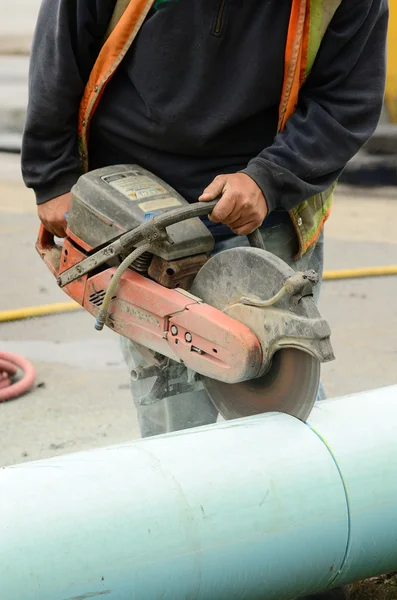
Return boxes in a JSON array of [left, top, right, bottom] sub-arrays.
[[242, 0, 388, 213]]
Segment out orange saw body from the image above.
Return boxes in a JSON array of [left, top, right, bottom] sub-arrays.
[[37, 165, 334, 421]]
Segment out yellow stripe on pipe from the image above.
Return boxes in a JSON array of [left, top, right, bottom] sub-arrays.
[[0, 265, 397, 323], [0, 302, 81, 323]]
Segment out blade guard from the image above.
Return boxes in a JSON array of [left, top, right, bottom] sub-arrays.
[[191, 246, 334, 371]]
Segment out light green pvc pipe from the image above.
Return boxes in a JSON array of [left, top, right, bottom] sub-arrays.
[[0, 386, 396, 600]]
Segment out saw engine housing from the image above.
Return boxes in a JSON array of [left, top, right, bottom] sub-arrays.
[[37, 165, 334, 420], [67, 164, 215, 290]]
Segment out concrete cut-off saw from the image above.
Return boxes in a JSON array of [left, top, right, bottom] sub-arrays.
[[37, 165, 334, 421]]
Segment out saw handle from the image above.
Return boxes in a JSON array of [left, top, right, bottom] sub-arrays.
[[36, 198, 264, 285], [36, 224, 63, 277], [247, 229, 266, 251]]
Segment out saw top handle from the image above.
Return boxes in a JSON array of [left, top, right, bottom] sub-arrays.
[[247, 229, 266, 251], [37, 199, 265, 284]]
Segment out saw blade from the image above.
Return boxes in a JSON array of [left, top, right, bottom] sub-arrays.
[[201, 348, 320, 421], [191, 246, 322, 421]]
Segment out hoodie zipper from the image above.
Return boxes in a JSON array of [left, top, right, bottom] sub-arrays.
[[213, 0, 227, 35]]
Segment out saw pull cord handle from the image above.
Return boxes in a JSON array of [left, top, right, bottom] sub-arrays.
[[95, 243, 152, 331]]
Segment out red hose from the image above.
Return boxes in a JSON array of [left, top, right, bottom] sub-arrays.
[[0, 352, 36, 402]]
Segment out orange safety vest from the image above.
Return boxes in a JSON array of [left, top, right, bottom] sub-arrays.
[[78, 0, 342, 257]]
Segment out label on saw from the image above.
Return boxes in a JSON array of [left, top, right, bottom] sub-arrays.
[[139, 198, 181, 212], [102, 171, 168, 201]]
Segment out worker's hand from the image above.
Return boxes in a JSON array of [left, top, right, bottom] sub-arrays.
[[199, 173, 268, 235], [37, 193, 71, 238]]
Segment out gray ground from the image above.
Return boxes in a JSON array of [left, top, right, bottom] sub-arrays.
[[1, 153, 397, 467]]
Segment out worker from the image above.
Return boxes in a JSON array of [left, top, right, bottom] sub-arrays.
[[22, 0, 388, 426], [22, 0, 388, 429]]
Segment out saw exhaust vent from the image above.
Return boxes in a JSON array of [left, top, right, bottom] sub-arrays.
[[89, 290, 106, 307]]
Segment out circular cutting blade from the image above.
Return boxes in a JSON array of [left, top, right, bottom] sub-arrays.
[[202, 348, 320, 421], [191, 246, 323, 422]]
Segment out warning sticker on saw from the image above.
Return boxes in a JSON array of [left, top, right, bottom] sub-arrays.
[[102, 171, 168, 201], [139, 198, 181, 212]]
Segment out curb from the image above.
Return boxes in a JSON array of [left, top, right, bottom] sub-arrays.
[[364, 124, 397, 156], [340, 152, 397, 187]]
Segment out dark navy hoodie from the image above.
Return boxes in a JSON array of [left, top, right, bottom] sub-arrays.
[[22, 0, 388, 234]]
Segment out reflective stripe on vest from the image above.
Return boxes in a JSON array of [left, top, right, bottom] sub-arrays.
[[78, 0, 155, 166], [278, 0, 342, 256], [78, 0, 342, 257]]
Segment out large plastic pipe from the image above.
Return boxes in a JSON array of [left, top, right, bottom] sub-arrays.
[[1, 386, 397, 600]]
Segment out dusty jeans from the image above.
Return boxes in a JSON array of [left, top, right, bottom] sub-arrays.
[[121, 219, 325, 438]]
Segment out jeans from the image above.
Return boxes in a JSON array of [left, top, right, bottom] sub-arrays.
[[121, 219, 325, 438]]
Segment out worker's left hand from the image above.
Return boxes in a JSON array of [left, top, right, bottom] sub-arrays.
[[199, 173, 268, 235]]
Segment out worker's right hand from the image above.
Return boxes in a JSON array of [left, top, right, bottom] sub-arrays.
[[37, 193, 71, 238]]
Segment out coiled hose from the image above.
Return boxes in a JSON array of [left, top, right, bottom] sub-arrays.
[[0, 352, 36, 402]]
